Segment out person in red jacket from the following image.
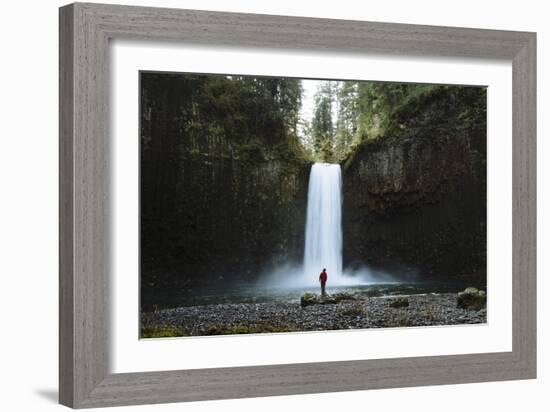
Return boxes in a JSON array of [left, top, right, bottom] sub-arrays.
[[319, 268, 328, 296]]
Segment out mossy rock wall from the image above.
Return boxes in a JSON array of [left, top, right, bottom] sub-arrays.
[[342, 87, 487, 277], [140, 74, 309, 290]]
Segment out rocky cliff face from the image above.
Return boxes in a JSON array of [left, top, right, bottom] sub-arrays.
[[140, 74, 309, 291], [342, 87, 487, 277]]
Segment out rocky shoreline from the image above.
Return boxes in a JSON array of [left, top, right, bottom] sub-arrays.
[[141, 292, 487, 338]]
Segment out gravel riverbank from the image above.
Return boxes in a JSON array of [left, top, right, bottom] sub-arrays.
[[141, 293, 486, 337]]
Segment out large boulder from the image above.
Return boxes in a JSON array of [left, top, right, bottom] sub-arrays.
[[320, 295, 337, 304], [457, 287, 486, 310], [331, 292, 357, 302], [300, 293, 346, 307], [300, 293, 319, 307], [389, 297, 410, 308]]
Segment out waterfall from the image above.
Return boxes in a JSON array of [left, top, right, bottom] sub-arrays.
[[260, 161, 381, 288], [302, 163, 344, 285]]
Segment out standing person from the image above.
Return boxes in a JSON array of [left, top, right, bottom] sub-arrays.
[[319, 268, 328, 296]]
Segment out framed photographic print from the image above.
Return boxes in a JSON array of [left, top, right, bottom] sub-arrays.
[[59, 2, 536, 408]]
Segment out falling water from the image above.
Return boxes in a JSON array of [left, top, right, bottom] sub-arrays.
[[302, 163, 344, 285], [259, 161, 392, 288]]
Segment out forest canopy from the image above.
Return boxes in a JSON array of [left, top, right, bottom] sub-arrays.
[[299, 80, 486, 162], [141, 73, 486, 165]]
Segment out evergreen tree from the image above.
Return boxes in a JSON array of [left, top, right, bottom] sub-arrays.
[[311, 81, 338, 160]]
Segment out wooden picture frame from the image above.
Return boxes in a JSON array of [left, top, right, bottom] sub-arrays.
[[59, 2, 536, 408]]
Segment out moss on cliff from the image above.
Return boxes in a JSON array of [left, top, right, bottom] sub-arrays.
[[342, 85, 487, 277], [140, 72, 310, 305]]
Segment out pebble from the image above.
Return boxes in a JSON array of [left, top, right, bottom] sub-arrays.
[[142, 293, 487, 335]]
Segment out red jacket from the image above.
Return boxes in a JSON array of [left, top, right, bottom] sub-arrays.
[[319, 271, 327, 283]]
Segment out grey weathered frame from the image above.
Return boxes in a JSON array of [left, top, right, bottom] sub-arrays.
[[59, 2, 536, 408]]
